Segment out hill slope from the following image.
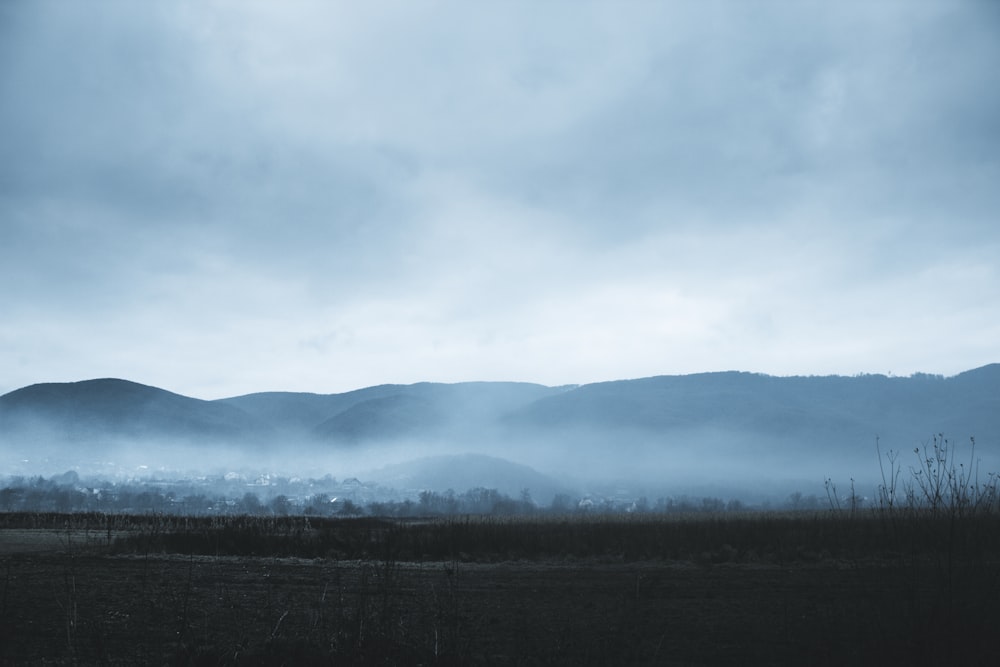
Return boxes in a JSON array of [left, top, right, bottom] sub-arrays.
[[0, 378, 265, 444], [502, 368, 1000, 446], [363, 453, 569, 504], [1, 367, 997, 483]]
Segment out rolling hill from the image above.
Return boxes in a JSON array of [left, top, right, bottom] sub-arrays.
[[0, 378, 266, 444], [501, 368, 1000, 446], [362, 453, 569, 504], [1, 367, 998, 483]]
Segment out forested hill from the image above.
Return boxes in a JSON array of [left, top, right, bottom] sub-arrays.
[[0, 378, 267, 443], [1, 367, 998, 457], [501, 366, 1000, 447]]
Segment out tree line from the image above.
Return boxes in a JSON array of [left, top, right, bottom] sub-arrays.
[[0, 473, 791, 517]]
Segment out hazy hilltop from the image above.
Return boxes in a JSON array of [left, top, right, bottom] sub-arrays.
[[362, 453, 570, 504], [306, 382, 568, 444], [503, 367, 1000, 447], [0, 378, 266, 444], [1, 367, 998, 488]]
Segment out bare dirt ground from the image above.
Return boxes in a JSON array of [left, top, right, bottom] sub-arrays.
[[2, 543, 994, 665], [3, 513, 999, 666]]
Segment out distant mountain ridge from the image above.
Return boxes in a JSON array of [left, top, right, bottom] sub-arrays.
[[220, 381, 567, 442], [2, 367, 998, 476], [0, 378, 267, 443], [502, 367, 1000, 443]]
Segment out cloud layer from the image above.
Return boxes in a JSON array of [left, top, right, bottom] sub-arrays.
[[2, 0, 998, 398]]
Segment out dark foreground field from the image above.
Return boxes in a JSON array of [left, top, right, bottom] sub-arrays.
[[2, 512, 999, 666]]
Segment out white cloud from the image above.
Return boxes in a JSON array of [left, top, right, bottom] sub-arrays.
[[1, 0, 998, 397]]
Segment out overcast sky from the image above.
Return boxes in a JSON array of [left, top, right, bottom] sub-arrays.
[[1, 0, 998, 399]]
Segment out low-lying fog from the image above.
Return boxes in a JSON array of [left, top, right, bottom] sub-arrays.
[[3, 370, 997, 512], [0, 425, 945, 511]]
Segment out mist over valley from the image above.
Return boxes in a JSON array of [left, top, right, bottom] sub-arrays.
[[3, 365, 997, 512]]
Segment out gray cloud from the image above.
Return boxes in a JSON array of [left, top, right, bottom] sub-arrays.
[[1, 0, 998, 398]]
